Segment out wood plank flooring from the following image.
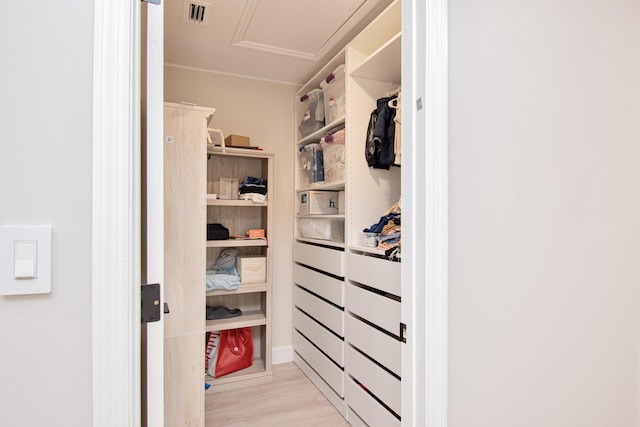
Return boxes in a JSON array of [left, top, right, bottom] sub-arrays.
[[205, 362, 350, 427]]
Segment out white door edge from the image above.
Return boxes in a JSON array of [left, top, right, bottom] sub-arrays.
[[145, 2, 165, 426], [401, 0, 448, 426], [92, 1, 142, 426]]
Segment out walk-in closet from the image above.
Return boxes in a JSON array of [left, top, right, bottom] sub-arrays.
[[160, 1, 405, 426]]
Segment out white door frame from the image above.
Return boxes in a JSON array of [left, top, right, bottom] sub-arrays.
[[401, 0, 448, 426], [92, 0, 142, 426], [92, 0, 449, 425]]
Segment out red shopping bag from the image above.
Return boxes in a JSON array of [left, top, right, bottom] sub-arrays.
[[214, 327, 254, 377]]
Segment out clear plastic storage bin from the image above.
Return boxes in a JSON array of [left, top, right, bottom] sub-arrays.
[[298, 143, 324, 187], [320, 128, 345, 183], [297, 218, 345, 242], [320, 65, 346, 124], [297, 88, 325, 138]]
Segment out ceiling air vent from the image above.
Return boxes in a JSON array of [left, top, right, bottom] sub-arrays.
[[183, 1, 210, 25]]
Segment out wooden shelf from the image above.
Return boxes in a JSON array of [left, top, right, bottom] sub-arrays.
[[351, 32, 401, 84], [296, 180, 345, 192], [205, 310, 266, 331], [297, 116, 345, 146], [206, 197, 267, 207], [296, 237, 346, 249], [205, 358, 271, 389], [206, 282, 269, 296], [297, 214, 345, 219], [207, 146, 274, 159], [206, 239, 268, 248]]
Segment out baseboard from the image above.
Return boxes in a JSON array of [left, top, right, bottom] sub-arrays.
[[272, 345, 294, 365]]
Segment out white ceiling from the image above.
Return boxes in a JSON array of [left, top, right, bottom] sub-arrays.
[[164, 0, 393, 85]]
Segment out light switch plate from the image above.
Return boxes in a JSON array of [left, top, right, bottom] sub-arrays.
[[0, 226, 52, 295]]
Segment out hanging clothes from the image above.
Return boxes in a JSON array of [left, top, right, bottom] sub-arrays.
[[389, 91, 402, 166], [365, 95, 398, 169]]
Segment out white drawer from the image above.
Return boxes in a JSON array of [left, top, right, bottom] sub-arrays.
[[346, 376, 400, 427], [294, 330, 344, 397], [347, 346, 401, 416], [294, 263, 344, 307], [347, 314, 401, 376], [294, 285, 344, 336], [294, 308, 344, 366], [347, 283, 400, 336], [347, 252, 401, 296], [295, 241, 345, 277]]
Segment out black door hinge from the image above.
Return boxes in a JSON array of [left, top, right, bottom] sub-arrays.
[[141, 283, 161, 323], [400, 322, 407, 343]]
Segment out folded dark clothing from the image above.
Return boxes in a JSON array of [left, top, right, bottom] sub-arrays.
[[206, 305, 242, 320], [239, 184, 267, 195], [242, 176, 267, 186]]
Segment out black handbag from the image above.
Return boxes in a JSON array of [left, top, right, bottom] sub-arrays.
[[207, 223, 229, 240]]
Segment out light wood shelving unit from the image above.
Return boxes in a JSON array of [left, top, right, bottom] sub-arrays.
[[204, 147, 274, 393]]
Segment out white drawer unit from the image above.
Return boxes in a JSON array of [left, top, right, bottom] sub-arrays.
[[347, 252, 401, 296], [346, 313, 401, 377], [294, 285, 344, 336], [294, 308, 344, 366], [294, 330, 345, 397], [346, 376, 401, 427], [293, 263, 344, 307], [294, 240, 345, 277], [346, 283, 400, 336], [347, 345, 401, 416]]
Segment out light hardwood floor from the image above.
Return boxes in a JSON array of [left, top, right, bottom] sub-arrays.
[[205, 362, 350, 426]]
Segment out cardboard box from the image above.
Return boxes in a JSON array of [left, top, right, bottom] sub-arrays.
[[246, 228, 265, 238], [298, 191, 339, 215], [224, 134, 251, 147], [236, 255, 266, 283], [338, 191, 345, 215]]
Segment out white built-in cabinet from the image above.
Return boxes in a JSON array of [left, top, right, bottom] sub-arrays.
[[163, 102, 273, 427], [293, 1, 402, 426]]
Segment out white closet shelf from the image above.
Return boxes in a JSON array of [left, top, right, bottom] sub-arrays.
[[296, 181, 345, 192], [206, 282, 269, 297], [206, 239, 268, 248], [296, 237, 346, 249], [349, 245, 391, 257], [297, 116, 346, 146], [205, 310, 266, 331], [350, 32, 401, 84], [206, 198, 267, 207]]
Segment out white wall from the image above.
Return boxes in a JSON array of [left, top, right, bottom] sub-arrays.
[[164, 66, 297, 352], [449, 1, 640, 426], [0, 2, 94, 426]]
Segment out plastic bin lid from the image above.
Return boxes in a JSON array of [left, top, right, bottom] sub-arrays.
[[299, 88, 323, 102], [324, 64, 346, 84]]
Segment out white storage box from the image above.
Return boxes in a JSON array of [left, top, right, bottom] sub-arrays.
[[320, 129, 345, 183], [297, 88, 325, 138], [236, 255, 266, 283], [320, 65, 346, 124], [298, 190, 339, 215], [297, 218, 344, 242]]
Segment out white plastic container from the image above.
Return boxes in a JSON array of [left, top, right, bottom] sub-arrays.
[[297, 88, 325, 138], [298, 143, 324, 187], [297, 218, 344, 242], [298, 190, 339, 215], [320, 65, 346, 124]]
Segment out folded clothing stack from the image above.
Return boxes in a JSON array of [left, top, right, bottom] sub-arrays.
[[362, 201, 401, 255], [239, 176, 267, 203], [205, 248, 240, 291]]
